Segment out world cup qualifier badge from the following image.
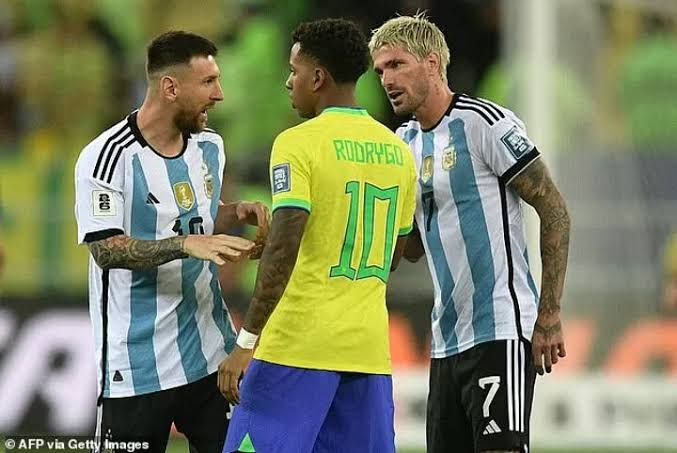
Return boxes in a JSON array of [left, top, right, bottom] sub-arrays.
[[272, 163, 291, 194]]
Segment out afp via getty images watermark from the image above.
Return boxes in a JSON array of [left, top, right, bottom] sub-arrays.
[[2, 436, 151, 452]]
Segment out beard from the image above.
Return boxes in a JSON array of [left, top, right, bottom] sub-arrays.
[[393, 77, 430, 116], [174, 109, 204, 134]]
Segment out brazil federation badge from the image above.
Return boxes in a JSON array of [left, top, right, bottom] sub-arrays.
[[421, 155, 434, 184], [173, 182, 195, 211], [442, 144, 457, 171]]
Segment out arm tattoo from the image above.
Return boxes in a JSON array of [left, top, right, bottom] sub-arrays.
[[88, 235, 187, 270], [243, 208, 308, 335], [509, 159, 571, 322]]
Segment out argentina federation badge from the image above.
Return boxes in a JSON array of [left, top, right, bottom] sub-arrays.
[[442, 144, 456, 171], [201, 160, 214, 199], [204, 174, 214, 199], [421, 155, 434, 184], [173, 182, 195, 211]]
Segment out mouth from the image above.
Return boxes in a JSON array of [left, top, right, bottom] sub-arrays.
[[387, 90, 404, 104], [199, 104, 214, 121]]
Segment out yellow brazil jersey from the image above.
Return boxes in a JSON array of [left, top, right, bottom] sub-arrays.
[[254, 107, 417, 374]]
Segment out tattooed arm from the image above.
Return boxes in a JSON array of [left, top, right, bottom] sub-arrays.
[[509, 158, 571, 375], [242, 208, 308, 335], [88, 233, 254, 270], [218, 207, 308, 403]]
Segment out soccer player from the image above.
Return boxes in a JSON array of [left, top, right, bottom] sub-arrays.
[[218, 18, 417, 453], [74, 31, 269, 453], [370, 15, 571, 453]]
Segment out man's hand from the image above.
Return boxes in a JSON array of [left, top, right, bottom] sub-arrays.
[[183, 234, 254, 265], [217, 346, 254, 404], [531, 314, 566, 375], [235, 201, 270, 259]]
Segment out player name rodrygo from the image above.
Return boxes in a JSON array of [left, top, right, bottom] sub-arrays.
[[333, 138, 406, 166]]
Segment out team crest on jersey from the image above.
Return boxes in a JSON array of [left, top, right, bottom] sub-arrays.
[[173, 182, 195, 210], [421, 155, 434, 183], [442, 145, 457, 170], [201, 160, 214, 199]]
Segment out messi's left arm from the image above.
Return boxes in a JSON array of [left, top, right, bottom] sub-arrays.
[[509, 158, 571, 375], [218, 207, 308, 403]]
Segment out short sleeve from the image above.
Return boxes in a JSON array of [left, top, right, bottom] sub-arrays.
[[399, 152, 417, 236], [481, 116, 540, 184], [74, 148, 125, 244], [269, 130, 312, 213]]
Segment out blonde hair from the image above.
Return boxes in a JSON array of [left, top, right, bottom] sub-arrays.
[[369, 13, 450, 81]]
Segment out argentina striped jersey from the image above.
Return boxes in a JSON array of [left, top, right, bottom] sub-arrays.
[[397, 93, 541, 358], [74, 111, 236, 398]]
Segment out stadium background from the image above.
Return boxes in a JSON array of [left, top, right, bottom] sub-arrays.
[[0, 0, 676, 451]]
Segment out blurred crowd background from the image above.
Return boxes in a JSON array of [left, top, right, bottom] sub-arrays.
[[0, 0, 676, 450]]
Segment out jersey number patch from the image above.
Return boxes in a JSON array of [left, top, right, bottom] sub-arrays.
[[330, 181, 399, 283]]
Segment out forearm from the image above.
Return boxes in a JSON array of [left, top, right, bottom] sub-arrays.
[[88, 234, 187, 270], [241, 209, 307, 334], [242, 241, 298, 334], [537, 200, 571, 317]]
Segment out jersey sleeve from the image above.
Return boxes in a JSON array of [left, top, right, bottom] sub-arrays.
[[480, 115, 540, 184], [269, 130, 312, 213], [74, 146, 125, 244], [398, 145, 417, 236]]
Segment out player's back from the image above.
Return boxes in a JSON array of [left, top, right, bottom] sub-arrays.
[[255, 107, 416, 374]]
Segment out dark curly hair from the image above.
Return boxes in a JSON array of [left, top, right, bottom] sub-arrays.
[[292, 18, 370, 84]]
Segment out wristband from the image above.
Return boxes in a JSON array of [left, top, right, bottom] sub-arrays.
[[236, 328, 259, 350]]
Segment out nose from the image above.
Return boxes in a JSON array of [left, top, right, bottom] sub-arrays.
[[380, 70, 393, 89], [285, 73, 292, 91], [213, 80, 224, 101]]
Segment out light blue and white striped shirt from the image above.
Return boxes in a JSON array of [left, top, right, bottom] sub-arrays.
[[75, 112, 236, 398], [397, 94, 540, 358]]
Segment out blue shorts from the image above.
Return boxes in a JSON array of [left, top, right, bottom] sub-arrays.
[[222, 359, 395, 453]]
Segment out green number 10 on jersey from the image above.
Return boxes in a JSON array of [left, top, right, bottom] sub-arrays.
[[330, 181, 399, 283]]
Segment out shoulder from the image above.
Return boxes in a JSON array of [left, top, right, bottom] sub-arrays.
[[193, 128, 225, 151], [76, 117, 131, 174], [395, 118, 421, 143], [453, 94, 527, 138], [273, 121, 314, 149]]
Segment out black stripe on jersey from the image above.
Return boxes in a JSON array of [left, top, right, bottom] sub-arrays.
[[459, 94, 505, 120], [84, 228, 124, 243], [499, 148, 541, 185], [105, 135, 135, 184], [498, 180, 525, 340], [97, 269, 110, 406], [454, 104, 496, 126], [456, 98, 499, 123], [93, 124, 130, 180], [457, 96, 500, 122], [98, 131, 133, 182]]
